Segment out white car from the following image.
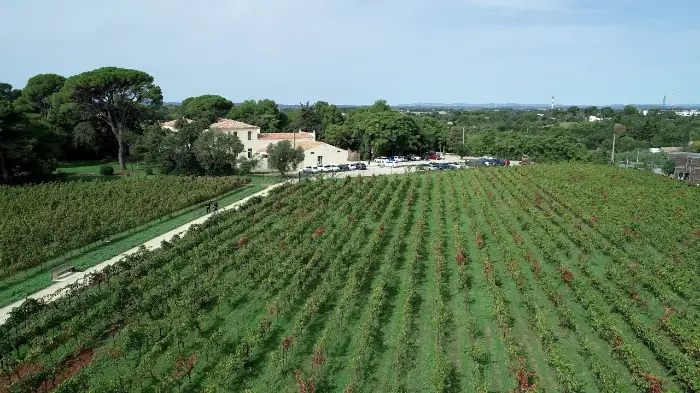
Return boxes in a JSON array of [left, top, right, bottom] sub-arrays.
[[394, 156, 407, 162], [323, 165, 340, 172], [348, 163, 359, 170], [302, 166, 314, 173], [374, 156, 388, 164]]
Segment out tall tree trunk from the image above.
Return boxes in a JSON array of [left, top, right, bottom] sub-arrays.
[[109, 122, 127, 170], [117, 130, 126, 170], [0, 150, 11, 184]]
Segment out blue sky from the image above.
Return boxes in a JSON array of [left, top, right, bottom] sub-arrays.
[[1, 0, 698, 105]]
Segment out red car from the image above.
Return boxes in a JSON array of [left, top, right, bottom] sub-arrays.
[[428, 155, 440, 160]]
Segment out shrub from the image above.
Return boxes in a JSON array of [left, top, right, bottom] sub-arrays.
[[145, 167, 154, 176], [99, 165, 115, 176]]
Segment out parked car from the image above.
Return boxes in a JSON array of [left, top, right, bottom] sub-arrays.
[[407, 154, 422, 161], [302, 166, 314, 173], [323, 165, 340, 172], [377, 158, 397, 167], [374, 156, 388, 164], [428, 155, 440, 160], [393, 156, 407, 162], [348, 163, 359, 170], [338, 164, 350, 171], [356, 163, 367, 170]]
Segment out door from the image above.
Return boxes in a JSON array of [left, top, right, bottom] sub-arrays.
[[317, 156, 323, 166]]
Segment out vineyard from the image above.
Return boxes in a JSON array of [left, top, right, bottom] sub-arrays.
[[1, 165, 699, 393], [0, 176, 250, 278]]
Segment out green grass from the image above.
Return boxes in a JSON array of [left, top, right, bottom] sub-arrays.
[[56, 160, 161, 176], [0, 185, 265, 308]]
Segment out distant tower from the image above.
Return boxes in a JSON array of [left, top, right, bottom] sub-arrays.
[[660, 93, 677, 110], [551, 94, 555, 110]]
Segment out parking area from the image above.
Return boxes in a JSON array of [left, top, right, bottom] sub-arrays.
[[297, 154, 524, 180]]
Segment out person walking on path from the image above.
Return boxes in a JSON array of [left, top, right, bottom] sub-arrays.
[[213, 200, 219, 213], [206, 201, 211, 214]]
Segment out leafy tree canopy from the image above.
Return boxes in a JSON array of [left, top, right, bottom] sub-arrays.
[[229, 99, 288, 132], [193, 130, 244, 176], [59, 67, 163, 169], [15, 74, 66, 117], [179, 95, 233, 122], [266, 140, 304, 175], [0, 83, 59, 183]]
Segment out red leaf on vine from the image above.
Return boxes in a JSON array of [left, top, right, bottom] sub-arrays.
[[641, 373, 664, 393], [456, 248, 468, 265]]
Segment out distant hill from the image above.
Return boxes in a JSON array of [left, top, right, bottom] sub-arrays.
[[394, 103, 700, 110], [163, 101, 700, 110]]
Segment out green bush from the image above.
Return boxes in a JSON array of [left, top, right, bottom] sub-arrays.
[[145, 167, 154, 176], [99, 165, 115, 176]]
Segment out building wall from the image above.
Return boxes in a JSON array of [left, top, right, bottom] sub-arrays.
[[257, 143, 349, 172], [301, 144, 348, 168], [670, 153, 700, 183], [212, 127, 315, 160], [199, 124, 348, 172]]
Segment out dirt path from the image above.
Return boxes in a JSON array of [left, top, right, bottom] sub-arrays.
[[0, 182, 290, 326]]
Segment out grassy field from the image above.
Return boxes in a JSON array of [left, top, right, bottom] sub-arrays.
[[0, 184, 264, 308], [2, 165, 699, 393], [56, 160, 161, 177]]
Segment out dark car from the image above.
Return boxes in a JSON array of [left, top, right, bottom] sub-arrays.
[[357, 163, 367, 170], [407, 154, 422, 161], [338, 164, 350, 171]]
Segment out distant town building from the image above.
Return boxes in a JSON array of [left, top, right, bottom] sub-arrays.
[[669, 152, 700, 184], [588, 115, 602, 122], [649, 147, 683, 154], [160, 119, 193, 131], [676, 110, 700, 117]]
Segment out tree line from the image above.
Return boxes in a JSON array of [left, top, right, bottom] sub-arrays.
[[4, 66, 697, 183]]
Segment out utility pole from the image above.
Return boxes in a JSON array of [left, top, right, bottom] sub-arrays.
[[611, 134, 616, 163], [462, 127, 465, 145]]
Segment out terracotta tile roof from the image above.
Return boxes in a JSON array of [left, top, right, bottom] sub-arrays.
[[257, 132, 315, 140], [295, 141, 324, 150], [256, 140, 326, 153], [160, 119, 193, 128], [209, 119, 260, 130]]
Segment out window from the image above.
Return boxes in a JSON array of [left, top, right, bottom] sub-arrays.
[[247, 131, 252, 141], [310, 152, 315, 154], [234, 131, 238, 138], [247, 148, 252, 158]]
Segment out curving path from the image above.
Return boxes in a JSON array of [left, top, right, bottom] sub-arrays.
[[0, 181, 291, 325]]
